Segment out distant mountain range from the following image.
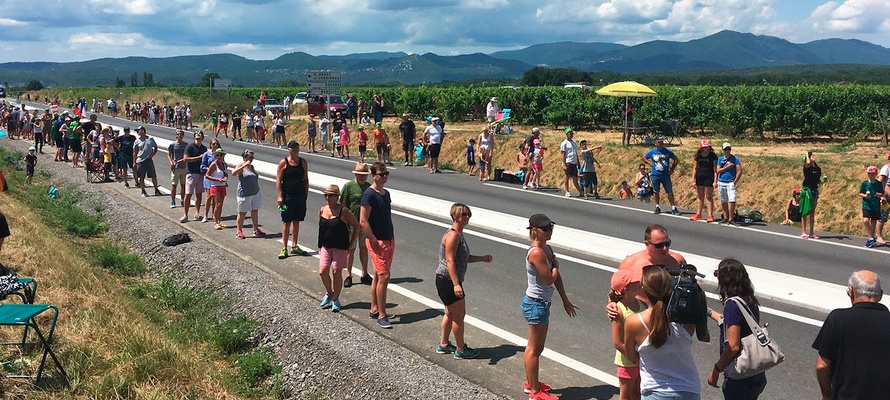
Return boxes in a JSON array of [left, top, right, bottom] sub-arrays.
[[2, 30, 890, 87]]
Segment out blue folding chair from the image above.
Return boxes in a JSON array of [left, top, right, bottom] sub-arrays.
[[0, 304, 67, 385]]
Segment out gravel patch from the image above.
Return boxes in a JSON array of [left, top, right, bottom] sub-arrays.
[[1, 139, 502, 400]]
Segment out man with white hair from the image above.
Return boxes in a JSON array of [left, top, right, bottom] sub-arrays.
[[813, 270, 890, 400], [486, 97, 499, 122]]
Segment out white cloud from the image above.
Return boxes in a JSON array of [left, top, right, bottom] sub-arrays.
[[89, 0, 159, 15], [811, 0, 890, 33], [213, 43, 258, 51], [0, 18, 27, 27], [69, 33, 153, 47]]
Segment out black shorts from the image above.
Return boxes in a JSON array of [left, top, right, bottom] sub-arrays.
[[467, 159, 476, 167], [232, 119, 241, 129], [136, 160, 157, 179], [429, 143, 442, 158], [358, 145, 367, 153], [281, 193, 307, 223], [119, 154, 134, 169], [402, 137, 414, 152], [26, 165, 34, 176], [0, 212, 10, 239], [695, 175, 715, 186], [276, 125, 285, 134], [582, 171, 597, 187], [564, 163, 578, 177], [376, 143, 386, 155], [864, 209, 881, 221], [435, 274, 464, 306], [347, 109, 357, 119], [70, 140, 83, 153], [54, 136, 64, 147]]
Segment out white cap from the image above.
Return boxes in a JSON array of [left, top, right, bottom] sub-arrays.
[[722, 142, 731, 150], [28, 146, 36, 151], [532, 127, 540, 133]]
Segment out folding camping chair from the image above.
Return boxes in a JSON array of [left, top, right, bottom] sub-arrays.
[[492, 108, 513, 134], [660, 119, 682, 145], [85, 158, 105, 183], [0, 304, 67, 386], [1, 278, 37, 305]]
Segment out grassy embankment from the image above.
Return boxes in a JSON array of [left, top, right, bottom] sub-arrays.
[[0, 146, 284, 399], [24, 87, 887, 236]]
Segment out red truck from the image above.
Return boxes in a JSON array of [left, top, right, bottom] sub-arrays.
[[307, 94, 348, 116]]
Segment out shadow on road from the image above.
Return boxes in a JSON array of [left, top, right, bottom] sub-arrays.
[[395, 308, 441, 324], [391, 276, 424, 284], [549, 384, 619, 400], [477, 344, 523, 365]]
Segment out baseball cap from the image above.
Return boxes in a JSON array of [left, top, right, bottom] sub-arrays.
[[286, 140, 300, 149], [431, 116, 440, 121], [654, 136, 664, 142], [699, 140, 711, 148], [611, 269, 642, 293], [28, 146, 36, 151], [532, 127, 540, 133], [123, 126, 130, 131], [564, 127, 573, 134], [867, 166, 878, 174], [793, 188, 801, 195], [722, 142, 732, 150], [527, 213, 555, 229], [135, 126, 146, 132], [358, 125, 364, 130], [886, 150, 890, 159]]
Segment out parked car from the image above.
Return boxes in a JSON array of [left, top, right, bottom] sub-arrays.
[[253, 98, 287, 114], [292, 92, 308, 104], [307, 94, 348, 116], [563, 83, 591, 89], [0, 86, 6, 98]]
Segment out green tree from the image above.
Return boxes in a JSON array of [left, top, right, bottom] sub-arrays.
[[115, 77, 126, 88], [278, 79, 301, 87], [130, 72, 139, 87], [143, 72, 154, 87], [25, 80, 44, 90], [202, 72, 220, 87]]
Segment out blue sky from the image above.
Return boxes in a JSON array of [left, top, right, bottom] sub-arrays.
[[0, 0, 888, 63]]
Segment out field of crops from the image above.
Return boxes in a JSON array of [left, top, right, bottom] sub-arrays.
[[25, 84, 890, 140]]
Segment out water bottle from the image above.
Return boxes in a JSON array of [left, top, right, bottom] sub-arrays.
[[744, 218, 753, 224]]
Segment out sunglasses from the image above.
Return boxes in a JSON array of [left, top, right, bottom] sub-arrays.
[[375, 171, 390, 177], [461, 212, 472, 218], [324, 193, 336, 198], [648, 240, 672, 249], [537, 224, 553, 232]]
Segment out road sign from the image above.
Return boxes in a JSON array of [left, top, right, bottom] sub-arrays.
[[213, 79, 232, 91], [307, 71, 341, 96]]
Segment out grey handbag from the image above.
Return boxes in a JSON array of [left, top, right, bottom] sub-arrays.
[[723, 297, 786, 379]]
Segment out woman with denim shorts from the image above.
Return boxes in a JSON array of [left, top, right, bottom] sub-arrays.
[[522, 214, 577, 400]]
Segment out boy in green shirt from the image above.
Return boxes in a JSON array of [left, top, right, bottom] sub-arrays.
[[861, 166, 885, 248]]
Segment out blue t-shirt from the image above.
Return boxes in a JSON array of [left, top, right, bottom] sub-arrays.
[[466, 145, 475, 162], [645, 147, 675, 177], [718, 155, 740, 183], [719, 298, 760, 354], [360, 187, 394, 241]]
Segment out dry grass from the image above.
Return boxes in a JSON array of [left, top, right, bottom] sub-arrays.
[[0, 196, 246, 399], [269, 116, 885, 236]]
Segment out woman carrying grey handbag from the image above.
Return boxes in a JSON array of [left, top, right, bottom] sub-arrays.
[[706, 259, 781, 400]]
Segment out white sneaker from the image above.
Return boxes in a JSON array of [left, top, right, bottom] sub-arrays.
[[522, 185, 528, 190], [565, 192, 572, 197], [201, 216, 209, 223]]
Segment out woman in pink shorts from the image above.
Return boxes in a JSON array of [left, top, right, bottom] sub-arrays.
[[205, 147, 229, 230], [317, 184, 360, 312]]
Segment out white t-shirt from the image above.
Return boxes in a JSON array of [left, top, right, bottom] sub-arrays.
[[425, 124, 442, 145], [486, 101, 499, 118], [560, 139, 578, 164], [880, 164, 890, 189]]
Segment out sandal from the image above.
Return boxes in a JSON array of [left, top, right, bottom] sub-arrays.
[[809, 234, 821, 239], [800, 234, 809, 239]]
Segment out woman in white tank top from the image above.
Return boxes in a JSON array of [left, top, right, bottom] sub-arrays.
[[623, 266, 701, 400]]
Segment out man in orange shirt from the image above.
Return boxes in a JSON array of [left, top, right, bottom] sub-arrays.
[[373, 122, 388, 163]]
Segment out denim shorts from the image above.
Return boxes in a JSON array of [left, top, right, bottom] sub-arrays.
[[642, 391, 700, 400], [651, 174, 673, 194], [521, 296, 551, 325]]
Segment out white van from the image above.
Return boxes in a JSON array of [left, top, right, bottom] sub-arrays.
[[563, 83, 590, 89]]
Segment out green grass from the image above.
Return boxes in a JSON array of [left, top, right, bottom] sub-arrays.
[[88, 244, 147, 276]]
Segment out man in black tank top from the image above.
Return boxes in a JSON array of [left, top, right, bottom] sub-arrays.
[[277, 140, 310, 258]]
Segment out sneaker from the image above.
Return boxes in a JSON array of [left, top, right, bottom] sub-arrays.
[[141, 191, 148, 197], [343, 276, 353, 288], [707, 215, 714, 223], [565, 192, 572, 197], [719, 218, 729, 224], [522, 185, 528, 190], [654, 206, 661, 214], [320, 294, 333, 309], [179, 215, 188, 223], [253, 228, 266, 237], [278, 248, 288, 259], [331, 300, 341, 312], [524, 381, 552, 394], [194, 214, 202, 221], [291, 246, 309, 256], [436, 342, 457, 354], [236, 230, 245, 240], [453, 344, 480, 359], [866, 238, 877, 248], [671, 207, 681, 215], [360, 274, 373, 285], [154, 189, 163, 196], [528, 390, 558, 400], [170, 201, 176, 208], [369, 312, 393, 320], [201, 216, 209, 223], [377, 316, 393, 329], [404, 162, 410, 166], [690, 213, 701, 221]]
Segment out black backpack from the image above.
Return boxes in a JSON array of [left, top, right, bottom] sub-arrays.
[[163, 233, 191, 246]]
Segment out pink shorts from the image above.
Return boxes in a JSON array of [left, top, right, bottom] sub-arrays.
[[367, 238, 395, 275], [532, 163, 543, 172], [319, 247, 348, 270], [209, 185, 227, 197], [617, 365, 640, 380]]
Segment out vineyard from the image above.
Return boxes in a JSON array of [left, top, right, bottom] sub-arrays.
[[26, 84, 890, 140]]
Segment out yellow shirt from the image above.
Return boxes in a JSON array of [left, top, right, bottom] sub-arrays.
[[103, 145, 112, 163], [614, 299, 647, 367]]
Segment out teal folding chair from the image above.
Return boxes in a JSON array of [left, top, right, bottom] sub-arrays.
[[9, 278, 37, 304], [0, 304, 67, 385]]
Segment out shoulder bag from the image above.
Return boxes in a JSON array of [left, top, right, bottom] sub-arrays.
[[723, 297, 786, 379]]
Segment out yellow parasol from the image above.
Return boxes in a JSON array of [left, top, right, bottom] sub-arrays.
[[596, 81, 657, 145]]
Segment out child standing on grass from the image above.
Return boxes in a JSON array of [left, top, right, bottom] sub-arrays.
[[579, 140, 603, 199], [357, 125, 368, 163], [24, 146, 37, 184], [610, 269, 645, 400], [467, 138, 477, 176], [861, 166, 885, 248]]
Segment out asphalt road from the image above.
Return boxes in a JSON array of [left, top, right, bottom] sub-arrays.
[[23, 103, 876, 399]]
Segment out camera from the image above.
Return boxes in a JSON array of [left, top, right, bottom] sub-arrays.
[[664, 264, 705, 279]]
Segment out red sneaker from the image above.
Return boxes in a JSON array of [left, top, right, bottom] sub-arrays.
[[528, 389, 558, 400], [690, 213, 701, 221], [706, 214, 714, 222], [524, 381, 552, 394]]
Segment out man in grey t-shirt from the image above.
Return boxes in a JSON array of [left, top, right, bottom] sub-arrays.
[[132, 126, 161, 197], [167, 129, 189, 208]]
